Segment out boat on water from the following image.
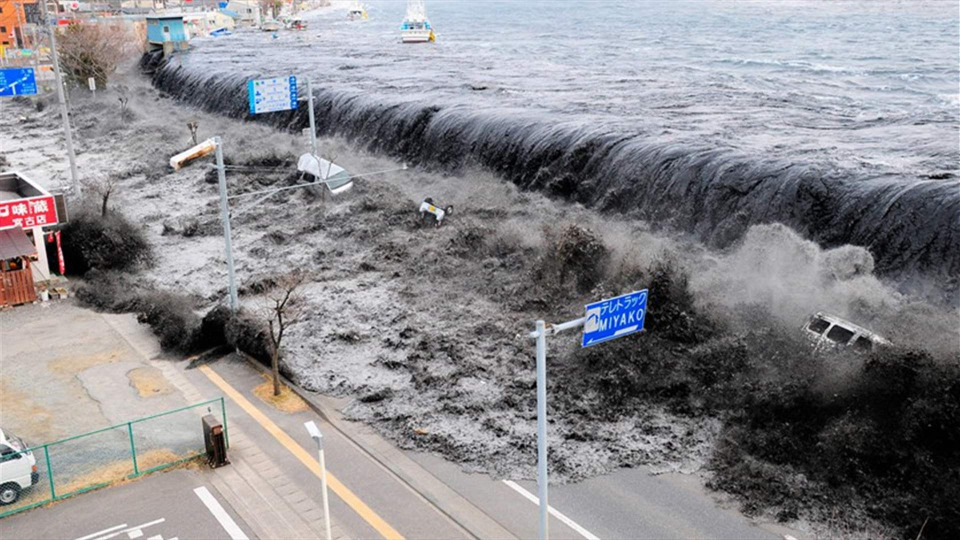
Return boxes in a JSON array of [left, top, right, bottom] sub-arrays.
[[285, 17, 307, 30], [401, 0, 435, 43], [348, 1, 369, 20], [261, 20, 281, 32]]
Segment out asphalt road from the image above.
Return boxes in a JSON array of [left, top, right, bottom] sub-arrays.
[[0, 469, 255, 540], [187, 355, 798, 540], [183, 356, 471, 540], [408, 451, 791, 540]]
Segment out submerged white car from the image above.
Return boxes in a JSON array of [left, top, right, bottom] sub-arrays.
[[297, 154, 355, 196], [0, 428, 39, 505], [801, 312, 891, 353]]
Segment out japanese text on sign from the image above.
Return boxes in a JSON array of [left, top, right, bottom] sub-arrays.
[[0, 68, 38, 97], [247, 76, 298, 115], [0, 196, 59, 229], [582, 289, 648, 347]]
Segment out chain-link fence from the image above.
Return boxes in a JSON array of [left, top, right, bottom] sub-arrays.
[[0, 397, 227, 519]]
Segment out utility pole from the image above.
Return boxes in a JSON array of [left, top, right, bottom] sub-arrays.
[[306, 76, 318, 159], [214, 137, 239, 311], [15, 2, 26, 50], [39, 0, 81, 197], [30, 26, 40, 78]]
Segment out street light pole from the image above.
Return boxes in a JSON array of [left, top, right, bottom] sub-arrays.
[[38, 0, 81, 197], [534, 319, 548, 540], [529, 316, 587, 540], [304, 421, 332, 540]]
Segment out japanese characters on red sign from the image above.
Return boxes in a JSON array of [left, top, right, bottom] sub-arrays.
[[0, 196, 59, 230]]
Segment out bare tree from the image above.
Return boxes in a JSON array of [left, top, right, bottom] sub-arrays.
[[116, 85, 131, 121], [258, 0, 283, 20], [57, 23, 133, 89], [262, 272, 308, 396], [187, 121, 200, 146], [84, 174, 118, 217]]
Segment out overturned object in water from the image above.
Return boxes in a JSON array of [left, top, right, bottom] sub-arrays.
[[801, 312, 891, 353], [419, 197, 453, 227], [169, 138, 216, 170], [297, 153, 354, 195]]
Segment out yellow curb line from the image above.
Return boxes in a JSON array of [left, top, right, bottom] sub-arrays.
[[198, 364, 405, 540]]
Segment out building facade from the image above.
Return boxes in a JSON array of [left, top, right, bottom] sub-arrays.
[[0, 0, 38, 49]]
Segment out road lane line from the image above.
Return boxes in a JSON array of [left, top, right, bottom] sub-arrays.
[[75, 525, 127, 540], [194, 486, 249, 540], [502, 480, 600, 540], [199, 364, 405, 540]]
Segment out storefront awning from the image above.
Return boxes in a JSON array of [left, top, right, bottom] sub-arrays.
[[0, 228, 37, 260]]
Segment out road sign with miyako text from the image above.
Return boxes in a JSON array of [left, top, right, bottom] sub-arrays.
[[0, 196, 59, 230], [581, 289, 647, 347], [247, 76, 298, 115]]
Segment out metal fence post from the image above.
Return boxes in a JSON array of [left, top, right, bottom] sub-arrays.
[[128, 422, 139, 476], [43, 444, 55, 500], [220, 396, 230, 449]]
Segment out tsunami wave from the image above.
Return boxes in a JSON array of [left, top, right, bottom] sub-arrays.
[[142, 52, 959, 301]]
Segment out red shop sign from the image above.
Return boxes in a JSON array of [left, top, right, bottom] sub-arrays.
[[0, 196, 59, 229]]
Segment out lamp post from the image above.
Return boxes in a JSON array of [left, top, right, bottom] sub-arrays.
[[304, 420, 332, 540]]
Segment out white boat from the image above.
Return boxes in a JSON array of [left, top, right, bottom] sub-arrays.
[[261, 20, 281, 32], [401, 0, 434, 43], [348, 1, 368, 20]]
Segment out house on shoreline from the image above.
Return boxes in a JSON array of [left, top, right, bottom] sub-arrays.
[[225, 0, 260, 27]]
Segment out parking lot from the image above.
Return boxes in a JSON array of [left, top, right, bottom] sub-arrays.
[[1, 468, 253, 540]]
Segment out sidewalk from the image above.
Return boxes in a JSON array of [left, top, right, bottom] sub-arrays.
[[231, 352, 517, 540], [150, 351, 350, 540], [107, 312, 351, 540], [177, 353, 487, 540]]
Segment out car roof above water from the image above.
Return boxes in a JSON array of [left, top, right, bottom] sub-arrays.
[[807, 312, 891, 345]]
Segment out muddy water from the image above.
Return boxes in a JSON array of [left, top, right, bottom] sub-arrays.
[[143, 0, 960, 300]]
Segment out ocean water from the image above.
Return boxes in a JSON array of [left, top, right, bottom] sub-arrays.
[[151, 0, 960, 292]]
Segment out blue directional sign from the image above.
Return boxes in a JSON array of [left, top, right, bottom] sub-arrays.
[[0, 68, 38, 97], [581, 289, 648, 347], [247, 76, 298, 115]]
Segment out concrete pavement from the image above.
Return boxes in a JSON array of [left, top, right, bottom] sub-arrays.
[[148, 352, 349, 540], [1, 304, 349, 539], [2, 302, 802, 539], [0, 469, 255, 540], [180, 354, 481, 539]]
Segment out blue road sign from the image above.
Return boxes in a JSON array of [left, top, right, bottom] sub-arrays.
[[581, 289, 648, 347], [247, 76, 298, 115], [0, 68, 38, 97]]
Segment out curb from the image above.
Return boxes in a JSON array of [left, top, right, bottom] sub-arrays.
[[234, 352, 516, 540]]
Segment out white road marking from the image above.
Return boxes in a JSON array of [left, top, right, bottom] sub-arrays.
[[95, 520, 165, 540], [76, 525, 127, 540], [194, 486, 249, 540], [127, 530, 143, 539], [502, 480, 601, 540]]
